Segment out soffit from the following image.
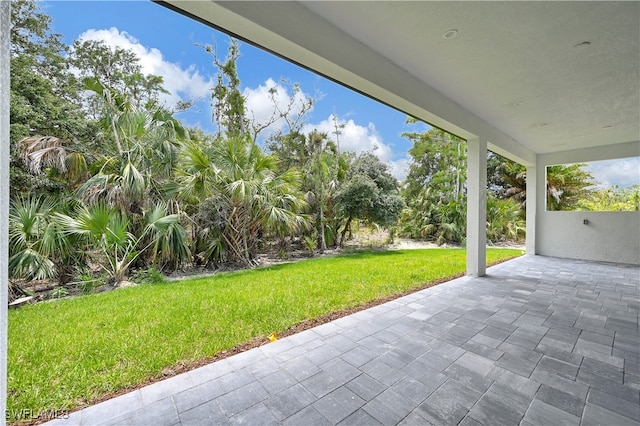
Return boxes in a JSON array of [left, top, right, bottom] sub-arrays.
[[161, 1, 640, 156]]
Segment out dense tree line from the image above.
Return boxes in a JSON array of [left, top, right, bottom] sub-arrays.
[[10, 1, 612, 300], [8, 1, 403, 299]]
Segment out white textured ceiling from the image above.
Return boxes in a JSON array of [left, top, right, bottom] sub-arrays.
[[161, 1, 639, 157]]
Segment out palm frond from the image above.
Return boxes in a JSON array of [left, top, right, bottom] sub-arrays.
[[19, 136, 68, 174]]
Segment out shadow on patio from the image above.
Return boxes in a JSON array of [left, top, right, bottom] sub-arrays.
[[47, 255, 639, 426]]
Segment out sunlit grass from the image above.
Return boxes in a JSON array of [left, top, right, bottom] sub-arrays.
[[8, 248, 521, 421]]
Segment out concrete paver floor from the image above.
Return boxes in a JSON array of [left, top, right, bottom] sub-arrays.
[[47, 255, 640, 425]]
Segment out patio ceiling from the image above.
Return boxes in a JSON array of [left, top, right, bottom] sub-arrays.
[[159, 1, 639, 162]]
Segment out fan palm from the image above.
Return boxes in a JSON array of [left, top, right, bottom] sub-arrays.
[[486, 196, 525, 243], [17, 136, 89, 189], [57, 202, 186, 284], [8, 196, 79, 283], [143, 203, 191, 271], [216, 137, 308, 265]]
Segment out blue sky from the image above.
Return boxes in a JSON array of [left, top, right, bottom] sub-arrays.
[[43, 0, 419, 180], [42, 1, 638, 188]]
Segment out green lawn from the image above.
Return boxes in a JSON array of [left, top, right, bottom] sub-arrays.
[[8, 248, 521, 421]]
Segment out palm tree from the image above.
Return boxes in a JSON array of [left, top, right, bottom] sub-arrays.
[[8, 196, 81, 286], [398, 186, 466, 245], [75, 106, 185, 211], [302, 131, 344, 252], [492, 158, 594, 212], [486, 196, 525, 243], [309, 131, 329, 252], [177, 139, 219, 203], [269, 129, 347, 250], [57, 202, 187, 284], [17, 136, 90, 190], [497, 159, 527, 209], [143, 203, 191, 271], [211, 137, 308, 265], [546, 164, 594, 211]]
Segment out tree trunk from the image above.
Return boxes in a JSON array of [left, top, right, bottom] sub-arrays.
[[317, 181, 327, 253], [318, 206, 327, 253], [339, 216, 352, 248]]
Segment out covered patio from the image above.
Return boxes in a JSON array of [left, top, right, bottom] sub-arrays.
[[156, 0, 640, 270], [46, 255, 639, 425], [1, 1, 639, 425]]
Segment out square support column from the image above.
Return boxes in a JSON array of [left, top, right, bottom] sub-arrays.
[[466, 137, 487, 276], [526, 165, 536, 255], [1, 1, 10, 421]]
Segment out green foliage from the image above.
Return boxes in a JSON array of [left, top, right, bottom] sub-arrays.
[[335, 153, 404, 245], [386, 227, 397, 245], [70, 39, 169, 110], [56, 203, 184, 284], [9, 0, 90, 197], [400, 128, 467, 245], [129, 267, 165, 285], [307, 131, 336, 251], [489, 153, 597, 213], [277, 248, 288, 260], [9, 2, 542, 295], [268, 129, 347, 252], [48, 287, 69, 299], [266, 131, 308, 170], [182, 136, 308, 266], [8, 196, 80, 283], [80, 281, 101, 294], [143, 203, 191, 271], [488, 152, 527, 208], [303, 235, 317, 255], [190, 195, 228, 266], [7, 249, 521, 419], [420, 195, 466, 245], [546, 164, 595, 211], [77, 274, 104, 294], [486, 196, 525, 243], [8, 196, 59, 281], [203, 39, 249, 139], [575, 184, 640, 212], [336, 174, 379, 217], [403, 127, 466, 201], [400, 128, 533, 245]]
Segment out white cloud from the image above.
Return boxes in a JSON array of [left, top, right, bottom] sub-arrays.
[[586, 157, 640, 189], [389, 157, 410, 182], [243, 78, 312, 137], [76, 28, 213, 108], [68, 30, 413, 180], [242, 83, 409, 180], [302, 115, 409, 181]]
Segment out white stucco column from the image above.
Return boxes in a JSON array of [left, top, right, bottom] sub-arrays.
[[525, 165, 536, 255], [1, 1, 10, 423], [466, 137, 487, 276]]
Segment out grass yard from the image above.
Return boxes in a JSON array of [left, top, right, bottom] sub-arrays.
[[8, 248, 521, 422]]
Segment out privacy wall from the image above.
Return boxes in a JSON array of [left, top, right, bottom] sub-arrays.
[[538, 211, 639, 265], [535, 142, 640, 265]]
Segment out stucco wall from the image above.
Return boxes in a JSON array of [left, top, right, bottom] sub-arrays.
[[535, 142, 640, 265], [538, 212, 640, 265], [1, 1, 10, 419]]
